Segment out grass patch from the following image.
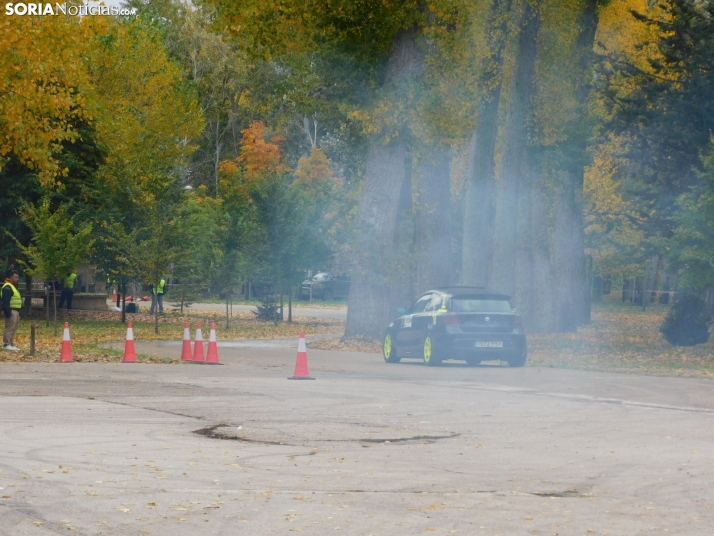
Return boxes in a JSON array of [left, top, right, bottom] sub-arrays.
[[1, 308, 343, 364], [529, 296, 714, 377]]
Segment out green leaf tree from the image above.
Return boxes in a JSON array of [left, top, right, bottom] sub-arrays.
[[14, 198, 94, 335]]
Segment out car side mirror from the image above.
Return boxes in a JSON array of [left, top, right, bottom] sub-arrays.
[[397, 307, 407, 314]]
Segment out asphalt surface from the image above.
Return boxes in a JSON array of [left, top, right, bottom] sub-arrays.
[[2, 341, 714, 535]]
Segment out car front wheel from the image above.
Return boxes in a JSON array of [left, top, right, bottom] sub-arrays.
[[422, 335, 441, 367], [383, 333, 400, 363]]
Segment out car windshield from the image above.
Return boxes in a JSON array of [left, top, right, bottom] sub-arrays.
[[450, 297, 512, 313]]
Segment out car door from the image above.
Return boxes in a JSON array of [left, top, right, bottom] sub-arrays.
[[410, 293, 444, 350], [395, 293, 433, 355]]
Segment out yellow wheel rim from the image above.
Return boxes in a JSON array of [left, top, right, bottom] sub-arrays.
[[384, 334, 392, 359], [423, 337, 432, 362]]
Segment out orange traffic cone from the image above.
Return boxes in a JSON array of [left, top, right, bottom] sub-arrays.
[[192, 322, 205, 363], [122, 321, 137, 363], [288, 330, 314, 380], [180, 322, 192, 361], [205, 323, 222, 365], [59, 322, 73, 363], [111, 289, 117, 302]]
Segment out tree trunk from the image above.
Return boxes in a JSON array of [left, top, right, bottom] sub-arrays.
[[489, 0, 540, 298], [529, 178, 556, 332], [414, 148, 453, 293], [460, 0, 512, 288], [552, 172, 584, 332], [389, 154, 415, 315], [288, 286, 292, 323], [345, 28, 424, 339], [551, 0, 598, 329], [345, 142, 412, 339], [24, 274, 32, 317], [53, 286, 58, 337], [121, 281, 126, 324], [515, 168, 534, 321], [461, 98, 499, 288]]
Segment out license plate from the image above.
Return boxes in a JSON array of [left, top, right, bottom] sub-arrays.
[[475, 341, 503, 348]]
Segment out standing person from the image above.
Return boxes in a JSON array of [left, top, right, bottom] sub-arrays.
[[2, 270, 22, 351], [58, 270, 77, 310], [149, 277, 166, 315]]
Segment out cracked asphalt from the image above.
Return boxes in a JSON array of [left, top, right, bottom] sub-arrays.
[[1, 341, 714, 535]]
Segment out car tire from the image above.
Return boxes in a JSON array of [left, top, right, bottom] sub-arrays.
[[422, 334, 441, 367], [383, 333, 400, 363], [506, 348, 527, 368], [323, 289, 333, 301]]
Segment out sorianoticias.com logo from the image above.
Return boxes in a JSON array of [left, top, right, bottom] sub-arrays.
[[4, 3, 138, 16]]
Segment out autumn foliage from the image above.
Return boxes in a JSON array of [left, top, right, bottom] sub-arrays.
[[237, 120, 289, 178]]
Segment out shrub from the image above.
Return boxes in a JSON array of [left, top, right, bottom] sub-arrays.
[[660, 294, 711, 346], [253, 294, 280, 322]]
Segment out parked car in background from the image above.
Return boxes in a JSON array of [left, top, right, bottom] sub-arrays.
[[382, 286, 527, 367], [300, 272, 350, 301]]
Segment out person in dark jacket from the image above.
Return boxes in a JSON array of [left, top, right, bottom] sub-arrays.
[[2, 270, 22, 351]]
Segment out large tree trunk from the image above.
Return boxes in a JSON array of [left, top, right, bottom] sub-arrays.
[[552, 172, 584, 332], [529, 176, 556, 332], [551, 0, 598, 329], [489, 0, 540, 298], [414, 148, 453, 293], [345, 29, 424, 339], [345, 143, 411, 339], [461, 96, 499, 287], [460, 0, 512, 288], [389, 158, 415, 314]]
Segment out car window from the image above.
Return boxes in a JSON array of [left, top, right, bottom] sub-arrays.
[[410, 294, 432, 314], [450, 297, 512, 313], [425, 294, 443, 312]]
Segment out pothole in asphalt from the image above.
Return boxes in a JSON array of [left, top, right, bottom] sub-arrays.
[[192, 424, 459, 445], [531, 489, 591, 498]]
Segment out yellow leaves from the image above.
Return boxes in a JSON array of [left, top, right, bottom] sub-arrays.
[[91, 20, 203, 198], [597, 0, 662, 72], [294, 147, 342, 201], [0, 14, 94, 184], [529, 298, 714, 377]]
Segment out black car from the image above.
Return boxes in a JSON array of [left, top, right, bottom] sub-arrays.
[[382, 286, 527, 367], [299, 272, 350, 301]]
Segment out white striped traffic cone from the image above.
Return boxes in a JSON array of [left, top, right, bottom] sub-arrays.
[[180, 322, 192, 361], [192, 322, 205, 363], [59, 322, 73, 363], [122, 321, 137, 363]]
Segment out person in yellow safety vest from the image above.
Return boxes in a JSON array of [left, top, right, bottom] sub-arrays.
[[58, 271, 77, 310], [149, 278, 166, 315], [2, 269, 22, 351]]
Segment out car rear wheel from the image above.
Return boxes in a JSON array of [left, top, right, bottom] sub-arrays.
[[383, 333, 400, 363], [506, 348, 527, 368], [422, 335, 441, 367]]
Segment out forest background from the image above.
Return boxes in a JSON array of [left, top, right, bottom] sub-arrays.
[[2, 0, 713, 340]]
